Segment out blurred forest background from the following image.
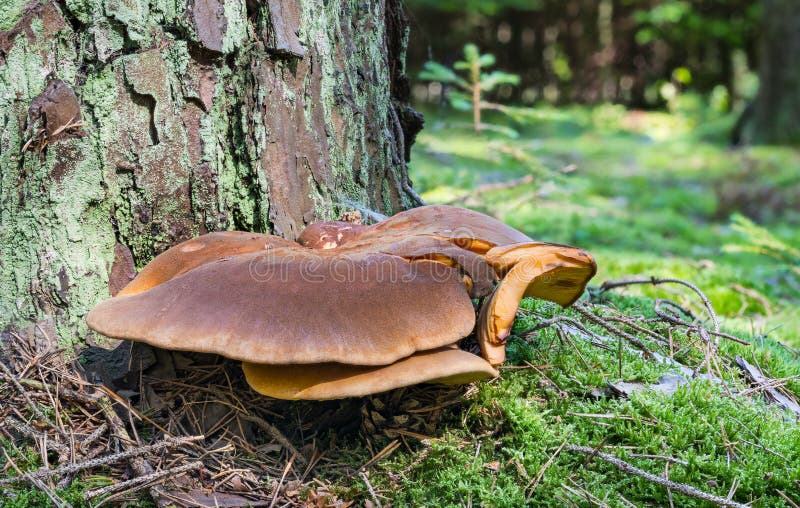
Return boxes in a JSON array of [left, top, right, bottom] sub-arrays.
[[403, 0, 800, 343]]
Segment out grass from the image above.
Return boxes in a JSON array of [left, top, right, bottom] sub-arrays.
[[409, 102, 800, 343]]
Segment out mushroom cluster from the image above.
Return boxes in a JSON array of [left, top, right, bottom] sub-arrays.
[[87, 206, 596, 400]]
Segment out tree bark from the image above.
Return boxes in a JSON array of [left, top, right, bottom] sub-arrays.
[[0, 0, 424, 349], [740, 0, 800, 145]]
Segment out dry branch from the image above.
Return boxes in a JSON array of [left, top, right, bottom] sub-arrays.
[[599, 277, 720, 333], [0, 436, 203, 487], [568, 445, 748, 508], [85, 461, 203, 500]]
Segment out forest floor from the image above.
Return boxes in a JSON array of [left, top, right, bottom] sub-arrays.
[[2, 105, 800, 507]]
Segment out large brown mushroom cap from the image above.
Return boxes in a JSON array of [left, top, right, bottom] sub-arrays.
[[117, 231, 296, 297], [242, 346, 498, 400], [87, 252, 476, 366]]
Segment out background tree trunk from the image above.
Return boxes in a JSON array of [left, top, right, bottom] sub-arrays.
[[0, 0, 424, 349], [740, 0, 800, 145]]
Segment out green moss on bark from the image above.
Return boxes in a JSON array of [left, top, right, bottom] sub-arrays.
[[0, 0, 419, 350]]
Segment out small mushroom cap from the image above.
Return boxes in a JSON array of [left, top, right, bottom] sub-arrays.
[[297, 221, 367, 250], [87, 251, 476, 366], [118, 232, 296, 297], [242, 346, 498, 400], [477, 250, 597, 365]]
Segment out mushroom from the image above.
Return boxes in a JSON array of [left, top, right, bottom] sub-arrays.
[[333, 235, 497, 298], [477, 244, 597, 365], [87, 206, 596, 399], [298, 205, 532, 254], [297, 221, 367, 250], [242, 346, 498, 400], [117, 231, 296, 296], [87, 251, 476, 366], [367, 205, 533, 253]]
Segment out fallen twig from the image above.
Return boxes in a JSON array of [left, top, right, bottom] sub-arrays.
[[268, 454, 296, 508], [627, 453, 689, 466], [85, 461, 202, 500], [0, 435, 203, 486], [359, 470, 383, 508], [0, 358, 63, 434], [96, 393, 169, 506], [573, 304, 654, 357], [239, 413, 306, 466], [568, 445, 747, 507], [735, 356, 800, 416], [599, 277, 720, 333], [2, 448, 72, 508], [526, 433, 572, 493]]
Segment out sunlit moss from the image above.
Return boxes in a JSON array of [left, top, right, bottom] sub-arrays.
[[409, 105, 800, 345]]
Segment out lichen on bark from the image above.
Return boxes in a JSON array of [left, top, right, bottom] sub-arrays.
[[0, 0, 422, 350]]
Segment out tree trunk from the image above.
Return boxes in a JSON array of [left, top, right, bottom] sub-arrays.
[[0, 0, 424, 349], [740, 0, 800, 145]]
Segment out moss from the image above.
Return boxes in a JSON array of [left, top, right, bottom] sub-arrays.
[[64, 0, 95, 25], [375, 294, 800, 507], [206, 64, 267, 231], [0, 0, 27, 31], [0, 11, 117, 349], [221, 0, 247, 54], [105, 0, 152, 46], [0, 24, 61, 325], [0, 438, 114, 507], [303, 0, 404, 210], [410, 105, 800, 343]]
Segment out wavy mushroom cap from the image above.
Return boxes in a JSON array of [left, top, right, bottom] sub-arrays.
[[242, 346, 498, 400], [301, 206, 532, 254], [117, 231, 296, 297], [87, 252, 476, 366], [367, 205, 533, 253], [484, 242, 594, 278], [477, 248, 597, 365]]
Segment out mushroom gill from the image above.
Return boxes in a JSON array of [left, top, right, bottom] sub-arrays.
[[242, 346, 498, 400]]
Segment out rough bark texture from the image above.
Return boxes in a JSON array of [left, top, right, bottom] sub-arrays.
[[0, 0, 423, 349], [740, 0, 800, 145]]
